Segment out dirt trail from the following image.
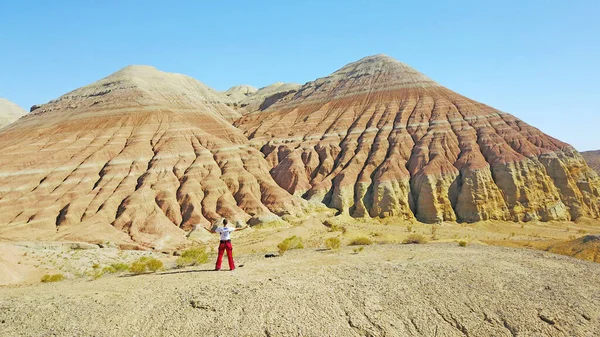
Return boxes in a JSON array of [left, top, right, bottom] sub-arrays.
[[1, 243, 599, 336]]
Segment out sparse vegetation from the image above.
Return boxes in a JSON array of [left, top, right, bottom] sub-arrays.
[[403, 234, 427, 244], [277, 236, 304, 255], [41, 274, 65, 283], [97, 262, 129, 276], [90, 269, 105, 280], [406, 225, 412, 232], [325, 221, 347, 233], [352, 247, 364, 254], [110, 262, 130, 273], [430, 225, 438, 240], [176, 246, 209, 267], [129, 257, 164, 274], [324, 237, 341, 250], [349, 237, 373, 246], [458, 240, 468, 247]]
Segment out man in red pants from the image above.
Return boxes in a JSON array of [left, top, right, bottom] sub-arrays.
[[210, 219, 248, 271]]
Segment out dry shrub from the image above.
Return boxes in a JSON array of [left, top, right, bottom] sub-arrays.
[[324, 220, 347, 233], [146, 258, 163, 272], [403, 234, 427, 244], [349, 237, 373, 246], [352, 246, 364, 254], [176, 246, 209, 267], [110, 263, 129, 273], [430, 225, 438, 240], [130, 257, 163, 274], [458, 240, 468, 247], [41, 274, 65, 283], [325, 237, 341, 250], [277, 236, 304, 255]]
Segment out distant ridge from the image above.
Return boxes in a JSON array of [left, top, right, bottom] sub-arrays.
[[0, 98, 26, 128]]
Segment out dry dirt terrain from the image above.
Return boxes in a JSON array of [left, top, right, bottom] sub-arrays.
[[1, 243, 600, 337]]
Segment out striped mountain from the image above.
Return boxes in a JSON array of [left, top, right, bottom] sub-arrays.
[[0, 66, 305, 249], [236, 55, 600, 223]]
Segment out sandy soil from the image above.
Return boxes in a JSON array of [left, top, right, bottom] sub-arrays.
[[1, 243, 599, 336]]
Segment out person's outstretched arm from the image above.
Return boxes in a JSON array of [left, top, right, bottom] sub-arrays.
[[237, 225, 250, 231]]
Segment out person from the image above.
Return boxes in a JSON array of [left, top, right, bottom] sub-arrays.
[[206, 219, 248, 271]]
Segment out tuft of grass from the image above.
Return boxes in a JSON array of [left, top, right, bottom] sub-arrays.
[[110, 263, 130, 273], [41, 274, 65, 283], [352, 246, 365, 254], [324, 237, 341, 250], [430, 225, 438, 240], [176, 246, 208, 268], [129, 256, 164, 274], [406, 225, 412, 233], [458, 240, 468, 247], [324, 220, 347, 233], [403, 234, 427, 244], [349, 237, 373, 246], [146, 258, 163, 272], [90, 269, 105, 280], [277, 236, 304, 255]]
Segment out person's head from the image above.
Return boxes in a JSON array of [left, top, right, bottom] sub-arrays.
[[223, 219, 228, 227]]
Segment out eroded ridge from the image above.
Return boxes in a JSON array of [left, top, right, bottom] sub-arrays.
[[236, 55, 600, 223], [0, 66, 304, 248]]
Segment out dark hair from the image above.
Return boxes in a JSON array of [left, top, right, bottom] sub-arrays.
[[223, 219, 228, 225]]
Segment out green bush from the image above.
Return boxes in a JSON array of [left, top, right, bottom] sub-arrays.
[[176, 246, 209, 267], [324, 237, 341, 250], [277, 235, 304, 255], [41, 274, 65, 283], [458, 240, 468, 247], [349, 237, 373, 246], [146, 258, 163, 272], [129, 256, 163, 274], [110, 263, 130, 273], [403, 234, 427, 244], [352, 246, 364, 254]]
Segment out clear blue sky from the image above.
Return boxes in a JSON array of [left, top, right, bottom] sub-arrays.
[[1, 0, 598, 151]]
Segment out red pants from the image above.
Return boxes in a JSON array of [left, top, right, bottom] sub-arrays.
[[215, 241, 235, 270]]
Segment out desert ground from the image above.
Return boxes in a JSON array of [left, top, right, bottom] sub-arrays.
[[1, 217, 600, 336]]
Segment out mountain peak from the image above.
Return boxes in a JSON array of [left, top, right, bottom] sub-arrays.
[[0, 98, 26, 128], [331, 54, 437, 88]]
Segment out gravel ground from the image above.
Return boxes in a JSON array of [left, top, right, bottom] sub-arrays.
[[1, 243, 599, 336]]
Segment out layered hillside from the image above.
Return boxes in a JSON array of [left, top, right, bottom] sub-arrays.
[[0, 66, 304, 248], [235, 82, 301, 113], [582, 150, 600, 174], [236, 55, 600, 223], [0, 98, 26, 128], [223, 85, 258, 104]]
